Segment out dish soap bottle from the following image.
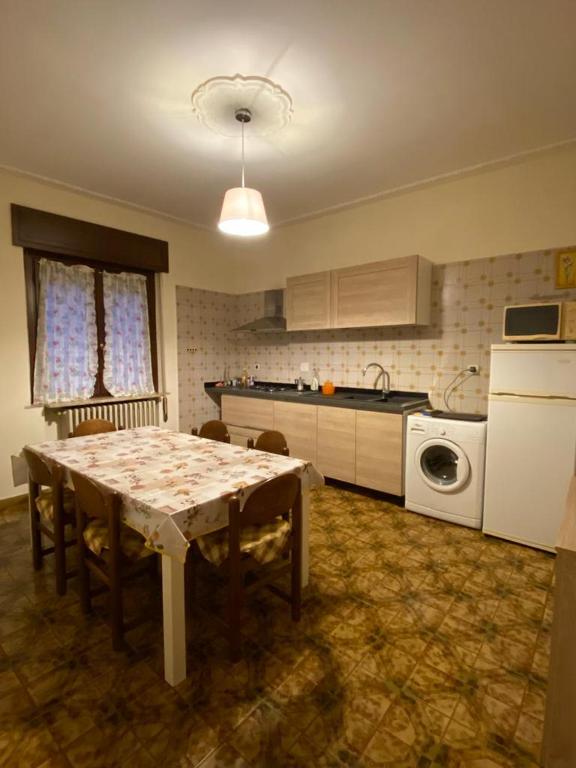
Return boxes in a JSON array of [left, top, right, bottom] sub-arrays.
[[311, 367, 320, 392]]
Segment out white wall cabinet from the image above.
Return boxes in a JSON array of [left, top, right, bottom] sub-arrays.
[[222, 394, 404, 495], [285, 255, 431, 331]]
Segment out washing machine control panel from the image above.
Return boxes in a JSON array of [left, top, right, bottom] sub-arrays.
[[407, 416, 487, 443]]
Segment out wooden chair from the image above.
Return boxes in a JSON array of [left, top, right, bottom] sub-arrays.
[[192, 420, 230, 443], [71, 470, 155, 650], [70, 419, 117, 438], [247, 430, 289, 456], [193, 473, 302, 660], [23, 449, 76, 596]]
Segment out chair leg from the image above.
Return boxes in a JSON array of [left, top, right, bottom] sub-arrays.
[[291, 556, 301, 623], [185, 549, 196, 621], [31, 511, 43, 571], [228, 574, 243, 662], [291, 517, 302, 623], [77, 546, 91, 615], [111, 581, 124, 652], [29, 483, 43, 571], [110, 545, 124, 650], [75, 502, 92, 614], [53, 517, 67, 596]]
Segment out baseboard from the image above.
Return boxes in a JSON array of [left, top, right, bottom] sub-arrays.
[[0, 493, 27, 510]]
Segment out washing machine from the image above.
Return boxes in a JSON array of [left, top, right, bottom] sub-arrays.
[[405, 413, 487, 529]]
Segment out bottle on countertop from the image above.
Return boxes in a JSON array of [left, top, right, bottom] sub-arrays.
[[296, 376, 305, 392], [311, 367, 320, 391], [241, 368, 248, 388]]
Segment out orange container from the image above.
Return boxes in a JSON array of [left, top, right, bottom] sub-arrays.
[[322, 380, 335, 395]]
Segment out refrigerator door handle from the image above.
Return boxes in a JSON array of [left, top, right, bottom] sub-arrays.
[[490, 392, 576, 402]]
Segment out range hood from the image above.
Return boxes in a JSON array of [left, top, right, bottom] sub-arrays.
[[232, 289, 286, 333]]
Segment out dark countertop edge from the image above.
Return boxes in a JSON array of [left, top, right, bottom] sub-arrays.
[[204, 382, 430, 415]]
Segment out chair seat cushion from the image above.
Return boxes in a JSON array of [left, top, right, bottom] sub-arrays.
[[35, 487, 75, 523], [83, 520, 153, 561], [196, 517, 291, 567]]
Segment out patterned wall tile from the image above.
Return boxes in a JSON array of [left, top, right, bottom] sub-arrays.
[[177, 249, 576, 429]]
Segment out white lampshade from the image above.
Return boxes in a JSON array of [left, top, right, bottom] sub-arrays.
[[218, 187, 269, 236]]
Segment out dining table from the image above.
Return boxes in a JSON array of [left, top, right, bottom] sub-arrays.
[[25, 426, 323, 686]]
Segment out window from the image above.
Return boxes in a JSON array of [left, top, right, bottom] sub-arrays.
[[13, 204, 167, 405], [25, 250, 158, 404]]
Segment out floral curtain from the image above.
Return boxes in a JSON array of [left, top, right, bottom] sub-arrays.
[[33, 259, 98, 404], [103, 270, 155, 396]]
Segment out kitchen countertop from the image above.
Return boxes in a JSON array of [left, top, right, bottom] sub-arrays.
[[204, 382, 429, 414]]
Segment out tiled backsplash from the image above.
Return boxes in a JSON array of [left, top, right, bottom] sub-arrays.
[[177, 248, 576, 431]]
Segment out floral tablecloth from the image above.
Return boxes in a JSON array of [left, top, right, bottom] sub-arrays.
[[26, 427, 323, 563]]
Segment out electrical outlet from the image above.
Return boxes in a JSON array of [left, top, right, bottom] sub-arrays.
[[300, 362, 310, 372], [467, 364, 479, 374]]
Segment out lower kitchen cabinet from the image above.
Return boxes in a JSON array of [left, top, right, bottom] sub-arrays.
[[221, 394, 274, 431], [226, 424, 262, 448], [316, 405, 356, 483], [273, 400, 318, 465], [355, 410, 404, 495], [220, 393, 405, 495]]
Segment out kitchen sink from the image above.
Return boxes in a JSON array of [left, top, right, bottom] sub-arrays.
[[342, 393, 380, 401], [343, 391, 427, 404]]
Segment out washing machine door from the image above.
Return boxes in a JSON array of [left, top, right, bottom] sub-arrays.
[[415, 438, 470, 493]]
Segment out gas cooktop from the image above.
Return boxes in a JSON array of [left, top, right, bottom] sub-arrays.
[[250, 383, 294, 393]]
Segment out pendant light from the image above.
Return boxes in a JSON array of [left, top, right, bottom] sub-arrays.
[[218, 108, 269, 237]]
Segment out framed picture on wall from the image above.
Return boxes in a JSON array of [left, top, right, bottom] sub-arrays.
[[556, 250, 576, 289]]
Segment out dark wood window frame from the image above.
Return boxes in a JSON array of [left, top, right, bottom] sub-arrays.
[[12, 205, 169, 404]]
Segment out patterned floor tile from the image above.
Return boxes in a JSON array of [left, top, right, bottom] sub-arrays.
[[0, 485, 555, 766]]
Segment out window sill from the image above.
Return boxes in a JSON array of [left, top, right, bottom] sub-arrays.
[[27, 393, 167, 410]]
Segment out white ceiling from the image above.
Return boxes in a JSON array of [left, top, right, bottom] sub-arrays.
[[1, 0, 576, 230]]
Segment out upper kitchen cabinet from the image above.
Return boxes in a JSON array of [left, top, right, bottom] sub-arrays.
[[285, 271, 331, 331], [285, 256, 431, 331], [331, 255, 431, 329]]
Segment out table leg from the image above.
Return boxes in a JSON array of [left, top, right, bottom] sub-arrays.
[[161, 554, 187, 686], [301, 485, 310, 588]]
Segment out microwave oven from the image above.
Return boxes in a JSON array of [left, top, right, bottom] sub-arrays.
[[503, 301, 576, 341]]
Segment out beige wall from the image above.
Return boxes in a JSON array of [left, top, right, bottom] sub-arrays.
[[227, 142, 576, 292], [3, 141, 576, 497], [0, 168, 237, 498]]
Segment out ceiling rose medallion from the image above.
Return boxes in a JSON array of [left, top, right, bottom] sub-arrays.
[[191, 75, 293, 237], [191, 74, 293, 137]]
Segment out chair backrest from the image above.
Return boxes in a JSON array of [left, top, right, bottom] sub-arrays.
[[70, 470, 118, 524], [71, 419, 117, 438], [253, 430, 289, 456], [194, 420, 230, 443], [23, 448, 53, 487], [231, 473, 301, 529]]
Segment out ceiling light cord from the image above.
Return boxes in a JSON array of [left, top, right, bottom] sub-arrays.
[[241, 119, 245, 188]]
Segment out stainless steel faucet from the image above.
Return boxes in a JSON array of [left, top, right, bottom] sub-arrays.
[[362, 362, 391, 396]]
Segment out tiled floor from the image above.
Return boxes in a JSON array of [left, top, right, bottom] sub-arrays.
[[0, 484, 553, 767]]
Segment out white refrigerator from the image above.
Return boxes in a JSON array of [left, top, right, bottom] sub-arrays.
[[483, 344, 576, 551]]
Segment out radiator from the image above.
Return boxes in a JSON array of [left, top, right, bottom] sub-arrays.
[[54, 397, 161, 439]]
